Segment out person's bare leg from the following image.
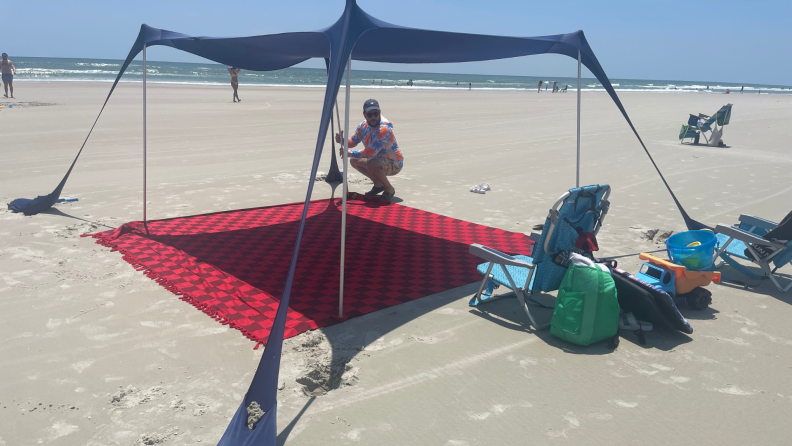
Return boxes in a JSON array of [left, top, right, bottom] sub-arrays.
[[3, 83, 7, 98], [350, 158, 383, 187], [365, 159, 393, 194], [9, 82, 13, 98]]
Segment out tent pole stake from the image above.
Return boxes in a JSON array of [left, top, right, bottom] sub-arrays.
[[339, 55, 351, 319], [143, 44, 147, 223], [576, 49, 581, 188]]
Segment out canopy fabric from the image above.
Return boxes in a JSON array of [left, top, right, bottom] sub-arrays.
[[9, 1, 708, 443], [10, 2, 703, 232]]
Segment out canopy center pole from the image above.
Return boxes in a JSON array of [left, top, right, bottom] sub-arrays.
[[576, 49, 581, 188], [339, 55, 351, 319], [143, 44, 147, 223]]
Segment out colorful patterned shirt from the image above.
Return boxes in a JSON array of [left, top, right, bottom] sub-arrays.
[[346, 116, 404, 169]]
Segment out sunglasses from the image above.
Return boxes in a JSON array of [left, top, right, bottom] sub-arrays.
[[365, 110, 380, 118]]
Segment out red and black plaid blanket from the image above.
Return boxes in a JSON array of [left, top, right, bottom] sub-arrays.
[[85, 194, 533, 346]]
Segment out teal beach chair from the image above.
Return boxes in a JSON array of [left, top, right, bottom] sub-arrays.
[[468, 185, 611, 328], [715, 214, 792, 292]]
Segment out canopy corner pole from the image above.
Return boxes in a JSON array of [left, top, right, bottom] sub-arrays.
[[339, 55, 352, 319], [143, 44, 148, 223], [576, 49, 581, 188]]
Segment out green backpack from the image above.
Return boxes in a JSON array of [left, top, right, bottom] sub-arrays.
[[550, 262, 620, 346]]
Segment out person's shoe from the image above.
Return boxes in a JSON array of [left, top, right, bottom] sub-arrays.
[[381, 189, 395, 201], [364, 186, 385, 196]]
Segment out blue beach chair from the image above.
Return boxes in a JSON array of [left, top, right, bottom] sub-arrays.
[[468, 185, 612, 328], [715, 214, 792, 292]]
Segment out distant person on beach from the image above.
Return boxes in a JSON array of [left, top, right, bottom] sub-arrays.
[[335, 99, 403, 200], [227, 67, 241, 102], [561, 85, 568, 93], [740, 85, 744, 93], [724, 89, 730, 94], [469, 83, 471, 90], [1, 53, 16, 98], [537, 80, 542, 92], [552, 81, 558, 93]]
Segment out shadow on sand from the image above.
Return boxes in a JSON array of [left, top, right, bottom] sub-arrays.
[[42, 207, 117, 230]]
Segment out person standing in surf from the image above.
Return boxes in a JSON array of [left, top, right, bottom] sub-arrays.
[[537, 80, 542, 93], [228, 67, 241, 102], [1, 53, 16, 98]]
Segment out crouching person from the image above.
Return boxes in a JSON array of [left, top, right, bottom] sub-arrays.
[[335, 99, 403, 200]]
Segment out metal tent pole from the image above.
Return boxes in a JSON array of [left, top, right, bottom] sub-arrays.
[[576, 49, 581, 188], [339, 56, 351, 319], [335, 99, 342, 135], [143, 45, 148, 223]]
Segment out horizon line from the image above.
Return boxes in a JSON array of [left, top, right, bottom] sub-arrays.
[[11, 55, 790, 88]]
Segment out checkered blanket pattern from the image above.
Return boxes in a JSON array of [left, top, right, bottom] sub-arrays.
[[84, 193, 533, 346]]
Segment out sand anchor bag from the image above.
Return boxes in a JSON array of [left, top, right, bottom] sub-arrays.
[[550, 262, 619, 346]]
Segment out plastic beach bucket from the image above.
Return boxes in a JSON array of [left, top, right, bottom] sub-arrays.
[[665, 230, 717, 271]]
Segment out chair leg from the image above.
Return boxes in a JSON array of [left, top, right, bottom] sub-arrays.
[[469, 262, 494, 306], [501, 264, 550, 329], [756, 257, 792, 292], [768, 274, 792, 293]]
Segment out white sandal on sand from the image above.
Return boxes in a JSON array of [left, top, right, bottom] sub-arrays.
[[470, 183, 491, 194]]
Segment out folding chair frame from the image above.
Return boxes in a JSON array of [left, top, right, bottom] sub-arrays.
[[469, 186, 611, 328], [716, 214, 792, 293]]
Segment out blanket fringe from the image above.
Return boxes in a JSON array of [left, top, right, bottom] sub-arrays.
[[83, 231, 267, 349]]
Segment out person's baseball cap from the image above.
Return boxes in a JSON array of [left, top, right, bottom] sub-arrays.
[[363, 99, 380, 113]]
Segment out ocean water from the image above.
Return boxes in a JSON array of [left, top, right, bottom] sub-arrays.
[[9, 56, 791, 94]]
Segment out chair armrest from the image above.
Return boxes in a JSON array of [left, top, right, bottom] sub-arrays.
[[469, 244, 534, 269], [737, 214, 778, 231], [715, 224, 787, 250]]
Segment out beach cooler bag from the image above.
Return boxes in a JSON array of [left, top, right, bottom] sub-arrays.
[[550, 262, 619, 346]]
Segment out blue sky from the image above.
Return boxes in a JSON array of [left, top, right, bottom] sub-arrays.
[[4, 0, 790, 85]]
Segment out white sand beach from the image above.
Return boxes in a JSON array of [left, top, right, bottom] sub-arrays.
[[1, 82, 792, 445]]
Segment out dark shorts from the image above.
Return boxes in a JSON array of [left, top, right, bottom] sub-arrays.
[[1, 73, 12, 84]]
